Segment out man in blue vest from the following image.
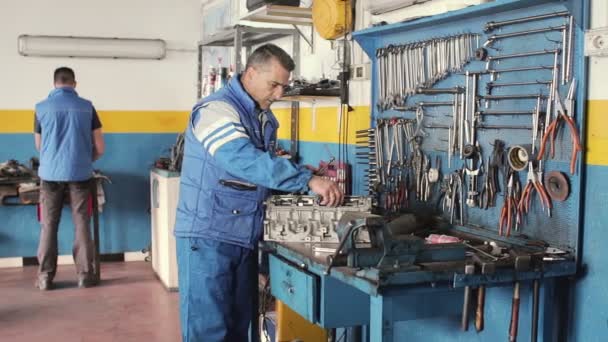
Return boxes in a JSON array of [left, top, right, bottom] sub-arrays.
[[175, 44, 344, 341], [34, 67, 105, 290]]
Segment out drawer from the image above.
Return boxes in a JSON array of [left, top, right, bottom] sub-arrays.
[[269, 254, 318, 323]]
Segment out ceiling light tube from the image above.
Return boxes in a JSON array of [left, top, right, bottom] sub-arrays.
[[18, 35, 166, 60]]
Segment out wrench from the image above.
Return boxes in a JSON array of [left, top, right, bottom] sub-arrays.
[[484, 25, 567, 48], [485, 49, 560, 71], [484, 11, 569, 32]]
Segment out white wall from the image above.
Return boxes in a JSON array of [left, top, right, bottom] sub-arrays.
[[589, 0, 608, 100], [365, 0, 489, 25], [0, 0, 200, 110], [199, 0, 491, 108]]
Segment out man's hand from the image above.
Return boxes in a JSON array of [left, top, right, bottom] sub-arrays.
[[308, 175, 344, 207]]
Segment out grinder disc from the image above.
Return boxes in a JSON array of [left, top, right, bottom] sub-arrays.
[[545, 171, 569, 201]]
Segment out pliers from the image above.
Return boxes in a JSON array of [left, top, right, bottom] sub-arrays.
[[499, 175, 515, 237], [537, 81, 582, 175], [499, 171, 522, 237], [519, 162, 552, 217]]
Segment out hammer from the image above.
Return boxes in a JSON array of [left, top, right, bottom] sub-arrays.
[[508, 250, 531, 342], [471, 251, 497, 332], [461, 264, 476, 331]]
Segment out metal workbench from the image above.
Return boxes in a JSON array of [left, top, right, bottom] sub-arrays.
[[266, 0, 589, 340], [265, 231, 575, 341]]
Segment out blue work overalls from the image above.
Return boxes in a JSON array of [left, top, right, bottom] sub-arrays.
[[174, 76, 311, 342]]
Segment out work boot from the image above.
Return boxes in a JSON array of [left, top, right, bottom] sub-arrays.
[[77, 275, 98, 288], [37, 278, 52, 291]]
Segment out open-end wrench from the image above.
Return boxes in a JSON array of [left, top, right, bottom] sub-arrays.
[[459, 93, 465, 159], [484, 25, 567, 48], [566, 16, 574, 82], [486, 81, 552, 95], [533, 97, 542, 154], [484, 11, 569, 32], [485, 49, 560, 71]]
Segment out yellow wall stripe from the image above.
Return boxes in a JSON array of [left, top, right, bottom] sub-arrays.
[[0, 110, 35, 133], [0, 106, 372, 140], [0, 110, 189, 133], [99, 110, 188, 133], [274, 105, 371, 144], [586, 100, 608, 166], [3, 101, 605, 165]]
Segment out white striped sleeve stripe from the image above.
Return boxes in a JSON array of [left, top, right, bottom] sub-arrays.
[[203, 124, 234, 150], [208, 130, 248, 156], [195, 117, 236, 143], [192, 101, 246, 143]]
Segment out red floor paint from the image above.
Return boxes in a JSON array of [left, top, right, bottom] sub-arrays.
[[0, 261, 181, 342]]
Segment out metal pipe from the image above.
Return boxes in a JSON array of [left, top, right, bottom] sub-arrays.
[[484, 11, 570, 32]]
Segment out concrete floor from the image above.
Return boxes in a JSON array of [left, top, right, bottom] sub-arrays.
[[0, 261, 181, 342]]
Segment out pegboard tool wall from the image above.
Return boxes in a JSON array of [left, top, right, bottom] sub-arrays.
[[353, 0, 588, 253]]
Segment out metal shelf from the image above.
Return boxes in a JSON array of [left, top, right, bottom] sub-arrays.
[[196, 24, 301, 98], [199, 25, 298, 47], [241, 5, 313, 26], [279, 95, 340, 102]]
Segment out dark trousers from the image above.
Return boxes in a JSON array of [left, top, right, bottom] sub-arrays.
[[176, 237, 255, 342], [37, 180, 94, 281]]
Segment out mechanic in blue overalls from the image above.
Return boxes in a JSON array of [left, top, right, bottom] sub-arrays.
[[174, 44, 343, 341]]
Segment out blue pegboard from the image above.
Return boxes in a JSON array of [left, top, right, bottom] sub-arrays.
[[353, 0, 588, 253]]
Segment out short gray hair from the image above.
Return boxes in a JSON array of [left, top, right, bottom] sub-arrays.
[[245, 44, 295, 72]]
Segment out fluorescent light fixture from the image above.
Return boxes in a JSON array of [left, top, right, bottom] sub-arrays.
[[366, 0, 431, 15], [18, 35, 166, 59]]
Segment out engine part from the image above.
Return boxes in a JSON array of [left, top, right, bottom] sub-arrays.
[[508, 145, 533, 171], [263, 195, 373, 242]]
